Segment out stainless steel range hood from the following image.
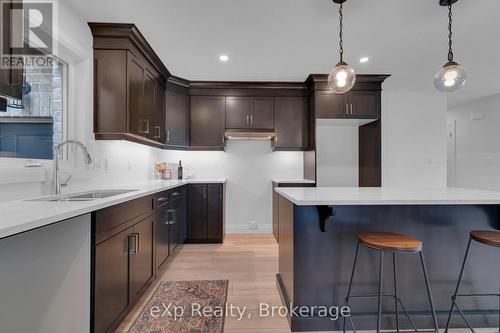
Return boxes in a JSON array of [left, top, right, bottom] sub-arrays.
[[224, 130, 276, 141]]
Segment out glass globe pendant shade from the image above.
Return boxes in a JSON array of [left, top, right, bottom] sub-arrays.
[[328, 61, 356, 94], [434, 61, 467, 92]]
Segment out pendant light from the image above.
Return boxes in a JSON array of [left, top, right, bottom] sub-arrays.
[[328, 0, 356, 94], [434, 0, 467, 92]]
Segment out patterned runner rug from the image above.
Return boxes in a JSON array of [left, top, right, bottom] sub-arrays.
[[128, 280, 229, 333]]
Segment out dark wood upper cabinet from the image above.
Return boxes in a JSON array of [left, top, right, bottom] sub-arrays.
[[250, 97, 274, 129], [307, 74, 389, 120], [226, 97, 250, 129], [94, 50, 128, 134], [226, 96, 273, 130], [190, 96, 225, 149], [0, 1, 23, 100], [273, 97, 309, 151], [347, 90, 380, 119], [166, 90, 189, 148], [315, 91, 348, 119], [127, 52, 146, 137], [89, 23, 169, 149]]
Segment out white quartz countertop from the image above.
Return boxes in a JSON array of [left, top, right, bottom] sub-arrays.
[[272, 179, 316, 184], [0, 179, 226, 239], [275, 187, 500, 206]]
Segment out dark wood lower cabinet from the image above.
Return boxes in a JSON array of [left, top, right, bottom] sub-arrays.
[[93, 184, 223, 332], [94, 227, 130, 333], [129, 216, 154, 303], [187, 183, 225, 243]]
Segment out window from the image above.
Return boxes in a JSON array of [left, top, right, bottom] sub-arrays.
[[0, 59, 67, 159]]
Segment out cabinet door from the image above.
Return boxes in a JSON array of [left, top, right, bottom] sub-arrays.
[[127, 53, 145, 136], [170, 190, 183, 252], [226, 97, 250, 129], [152, 83, 165, 143], [251, 97, 274, 129], [347, 91, 380, 119], [129, 216, 154, 302], [188, 184, 207, 240], [207, 184, 223, 241], [94, 50, 127, 134], [190, 96, 226, 147], [166, 91, 189, 147], [142, 68, 157, 139], [94, 227, 131, 333], [155, 207, 170, 271], [273, 97, 309, 150], [315, 91, 347, 119]]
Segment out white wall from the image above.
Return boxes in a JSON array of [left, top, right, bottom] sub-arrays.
[[382, 91, 448, 188], [316, 119, 359, 187], [0, 214, 91, 333], [447, 94, 500, 191]]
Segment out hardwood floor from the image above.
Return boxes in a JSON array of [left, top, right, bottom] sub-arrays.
[[115, 234, 485, 333]]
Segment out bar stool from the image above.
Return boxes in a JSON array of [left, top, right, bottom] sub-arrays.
[[343, 232, 439, 333], [444, 230, 500, 333]]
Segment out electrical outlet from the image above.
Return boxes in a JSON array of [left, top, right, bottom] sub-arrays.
[[249, 221, 258, 230]]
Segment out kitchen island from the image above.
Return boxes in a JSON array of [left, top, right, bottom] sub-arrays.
[[275, 187, 500, 332]]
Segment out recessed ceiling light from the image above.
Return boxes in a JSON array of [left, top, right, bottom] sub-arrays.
[[219, 55, 229, 62], [359, 57, 369, 63]]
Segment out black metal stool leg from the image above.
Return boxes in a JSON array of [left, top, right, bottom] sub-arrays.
[[419, 251, 439, 333], [377, 251, 384, 333], [445, 237, 473, 333], [344, 241, 360, 333], [393, 252, 400, 332]]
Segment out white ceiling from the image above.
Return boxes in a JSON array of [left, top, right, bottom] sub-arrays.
[[66, 0, 500, 107]]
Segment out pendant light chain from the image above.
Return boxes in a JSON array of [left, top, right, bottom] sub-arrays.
[[339, 2, 344, 62], [447, 3, 454, 62]]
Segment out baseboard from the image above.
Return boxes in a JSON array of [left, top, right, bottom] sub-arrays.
[[225, 224, 272, 234]]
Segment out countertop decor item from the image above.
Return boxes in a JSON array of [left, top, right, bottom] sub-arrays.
[[328, 0, 356, 94], [128, 280, 228, 333], [434, 0, 467, 92]]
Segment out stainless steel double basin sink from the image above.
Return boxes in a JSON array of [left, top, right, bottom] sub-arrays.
[[28, 189, 138, 202]]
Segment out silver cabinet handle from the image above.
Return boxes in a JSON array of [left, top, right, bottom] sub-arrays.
[[158, 197, 168, 202], [203, 187, 207, 200], [246, 115, 249, 125], [345, 104, 349, 116], [250, 115, 253, 125], [139, 119, 150, 134], [167, 209, 176, 225], [221, 131, 225, 144], [128, 233, 139, 255], [166, 130, 170, 142], [275, 133, 278, 143], [153, 125, 161, 139]]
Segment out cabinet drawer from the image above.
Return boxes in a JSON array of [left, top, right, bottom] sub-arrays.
[[95, 196, 154, 244]]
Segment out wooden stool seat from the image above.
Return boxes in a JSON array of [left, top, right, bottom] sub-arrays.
[[470, 230, 500, 248], [358, 232, 422, 252]]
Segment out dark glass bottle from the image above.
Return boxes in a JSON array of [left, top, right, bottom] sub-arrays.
[[178, 160, 183, 180]]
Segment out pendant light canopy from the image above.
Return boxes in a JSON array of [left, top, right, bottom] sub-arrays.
[[434, 0, 467, 93], [328, 0, 356, 94]]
